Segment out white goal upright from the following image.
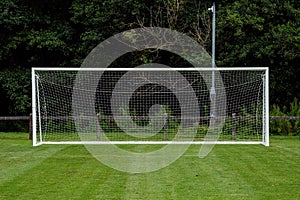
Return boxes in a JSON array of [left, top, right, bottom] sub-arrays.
[[32, 67, 269, 146]]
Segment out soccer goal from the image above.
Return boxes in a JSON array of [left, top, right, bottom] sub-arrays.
[[32, 67, 269, 146]]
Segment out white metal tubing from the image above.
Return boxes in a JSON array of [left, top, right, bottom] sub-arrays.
[[32, 67, 269, 146], [262, 72, 265, 145], [265, 68, 270, 146], [31, 68, 37, 146], [41, 141, 264, 145], [32, 67, 269, 71], [35, 75, 43, 144]]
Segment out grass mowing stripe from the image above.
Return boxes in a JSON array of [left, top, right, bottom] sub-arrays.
[[0, 133, 65, 185], [0, 133, 299, 199], [207, 144, 300, 199], [175, 146, 256, 199], [0, 146, 65, 185], [212, 146, 265, 199], [47, 146, 121, 199], [123, 165, 179, 199], [0, 145, 125, 199], [122, 146, 258, 199]]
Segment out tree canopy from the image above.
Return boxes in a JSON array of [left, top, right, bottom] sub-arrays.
[[0, 0, 299, 115]]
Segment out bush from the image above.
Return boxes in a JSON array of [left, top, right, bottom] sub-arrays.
[[270, 98, 300, 136], [0, 121, 29, 132]]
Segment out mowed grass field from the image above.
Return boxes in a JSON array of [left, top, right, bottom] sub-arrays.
[[0, 132, 299, 200]]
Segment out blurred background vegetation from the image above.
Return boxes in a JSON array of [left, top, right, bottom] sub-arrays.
[[0, 0, 299, 134]]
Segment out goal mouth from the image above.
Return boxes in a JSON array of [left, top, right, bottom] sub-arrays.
[[32, 67, 269, 147]]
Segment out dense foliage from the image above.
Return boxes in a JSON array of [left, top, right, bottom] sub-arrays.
[[0, 0, 299, 118]]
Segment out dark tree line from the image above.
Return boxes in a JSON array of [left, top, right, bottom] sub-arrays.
[[0, 0, 299, 115]]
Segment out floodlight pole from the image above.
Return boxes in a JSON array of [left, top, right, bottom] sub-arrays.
[[209, 2, 216, 119]]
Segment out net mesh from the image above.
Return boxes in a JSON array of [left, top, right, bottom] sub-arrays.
[[33, 68, 266, 144]]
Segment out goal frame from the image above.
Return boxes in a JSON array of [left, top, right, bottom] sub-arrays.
[[32, 67, 269, 146]]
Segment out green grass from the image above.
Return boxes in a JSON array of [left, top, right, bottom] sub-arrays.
[[0, 132, 299, 199]]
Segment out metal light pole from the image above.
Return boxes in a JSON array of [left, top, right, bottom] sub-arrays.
[[209, 2, 216, 119]]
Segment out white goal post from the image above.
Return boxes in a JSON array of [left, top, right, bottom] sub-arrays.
[[32, 67, 269, 146]]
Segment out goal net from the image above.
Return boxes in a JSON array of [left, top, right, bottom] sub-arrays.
[[32, 67, 269, 146]]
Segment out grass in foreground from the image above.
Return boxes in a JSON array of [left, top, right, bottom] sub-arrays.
[[0, 132, 299, 199]]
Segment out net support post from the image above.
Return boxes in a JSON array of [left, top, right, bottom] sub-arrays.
[[29, 113, 32, 140], [232, 113, 236, 140], [96, 114, 101, 141], [164, 115, 168, 141]]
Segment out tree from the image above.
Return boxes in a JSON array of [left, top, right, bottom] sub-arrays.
[[0, 0, 74, 115], [0, 68, 30, 115], [0, 0, 299, 116], [216, 0, 300, 106]]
